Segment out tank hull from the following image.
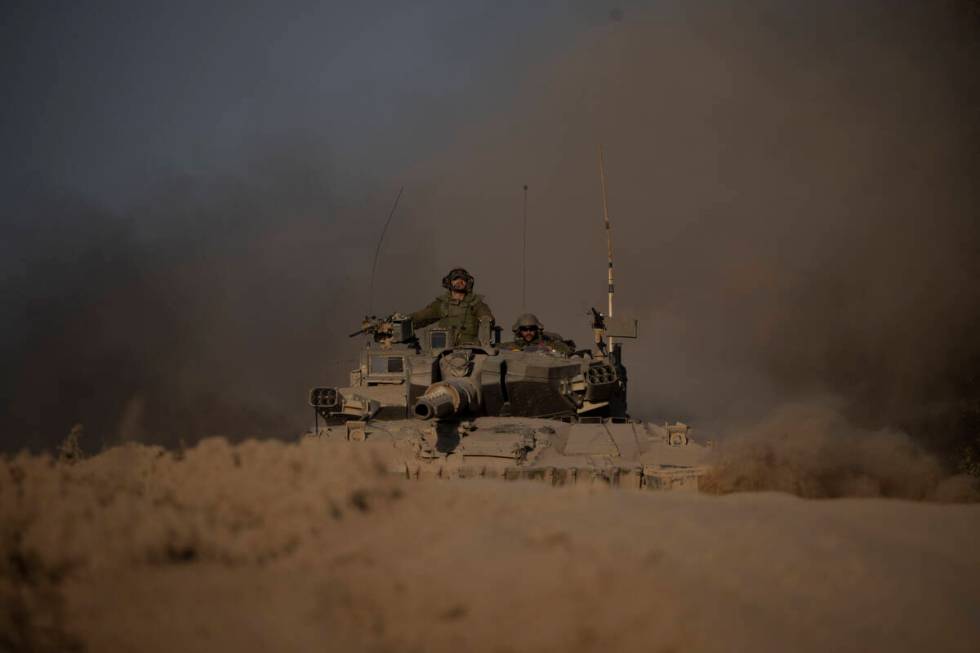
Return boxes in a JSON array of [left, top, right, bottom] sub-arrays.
[[309, 415, 711, 491]]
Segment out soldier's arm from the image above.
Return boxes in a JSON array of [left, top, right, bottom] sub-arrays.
[[554, 340, 574, 356], [409, 299, 442, 328], [544, 333, 574, 356]]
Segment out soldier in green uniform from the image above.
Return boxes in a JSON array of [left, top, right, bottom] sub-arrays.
[[408, 268, 495, 346], [502, 313, 575, 356]]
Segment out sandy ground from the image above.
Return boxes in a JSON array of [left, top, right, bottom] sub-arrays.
[[3, 437, 980, 652]]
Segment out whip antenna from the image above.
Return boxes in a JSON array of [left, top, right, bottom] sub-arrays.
[[598, 146, 615, 350], [367, 185, 404, 315], [522, 184, 528, 311]]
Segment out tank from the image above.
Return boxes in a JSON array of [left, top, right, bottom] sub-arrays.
[[307, 312, 711, 490]]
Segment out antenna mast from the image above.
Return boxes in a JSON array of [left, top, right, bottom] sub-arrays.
[[367, 186, 404, 315], [597, 145, 615, 350], [522, 184, 528, 311]]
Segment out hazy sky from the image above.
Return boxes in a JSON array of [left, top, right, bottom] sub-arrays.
[[1, 1, 621, 206]]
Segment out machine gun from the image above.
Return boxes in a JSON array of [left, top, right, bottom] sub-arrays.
[[348, 315, 384, 338], [590, 307, 608, 357], [348, 313, 416, 348]]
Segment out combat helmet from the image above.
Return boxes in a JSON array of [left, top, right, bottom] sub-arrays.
[[441, 267, 475, 293], [512, 312, 544, 335]]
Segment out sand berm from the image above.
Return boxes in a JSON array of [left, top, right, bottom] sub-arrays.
[[3, 435, 979, 652]]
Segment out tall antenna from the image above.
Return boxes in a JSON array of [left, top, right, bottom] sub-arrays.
[[367, 185, 404, 315], [597, 145, 615, 351], [522, 184, 528, 311]]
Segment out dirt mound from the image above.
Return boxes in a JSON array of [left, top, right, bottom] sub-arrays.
[[3, 437, 980, 652]]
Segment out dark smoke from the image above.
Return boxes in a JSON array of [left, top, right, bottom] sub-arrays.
[[2, 147, 362, 449], [1, 2, 978, 468], [391, 2, 980, 464]]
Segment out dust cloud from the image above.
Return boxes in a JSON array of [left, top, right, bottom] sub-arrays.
[[374, 1, 980, 466], [1, 147, 426, 451], [2, 1, 978, 475], [3, 440, 980, 652], [700, 401, 979, 501]]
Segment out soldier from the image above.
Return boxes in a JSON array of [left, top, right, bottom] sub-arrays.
[[408, 267, 495, 346], [503, 313, 575, 356]]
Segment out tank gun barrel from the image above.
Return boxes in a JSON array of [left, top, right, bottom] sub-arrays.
[[413, 378, 480, 421]]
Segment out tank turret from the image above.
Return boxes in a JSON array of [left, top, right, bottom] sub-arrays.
[[306, 310, 711, 491], [311, 311, 629, 424]]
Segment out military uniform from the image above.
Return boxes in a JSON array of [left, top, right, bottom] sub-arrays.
[[409, 291, 494, 346], [502, 331, 574, 356], [502, 313, 575, 356]]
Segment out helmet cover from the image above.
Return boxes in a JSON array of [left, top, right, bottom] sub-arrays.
[[442, 267, 475, 293], [511, 312, 544, 334]]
